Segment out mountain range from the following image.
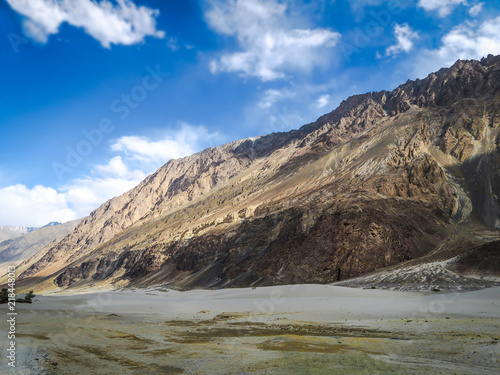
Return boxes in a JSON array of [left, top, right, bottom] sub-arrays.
[[0, 220, 80, 276], [5, 55, 500, 292], [0, 222, 63, 242], [0, 226, 30, 242]]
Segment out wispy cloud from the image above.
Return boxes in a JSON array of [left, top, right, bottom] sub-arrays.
[[468, 2, 483, 16], [5, 0, 164, 47], [166, 36, 180, 51], [316, 94, 330, 108], [385, 23, 419, 57], [258, 89, 296, 109], [205, 0, 340, 81]]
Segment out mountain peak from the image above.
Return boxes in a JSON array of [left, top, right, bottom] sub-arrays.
[[42, 222, 61, 228]]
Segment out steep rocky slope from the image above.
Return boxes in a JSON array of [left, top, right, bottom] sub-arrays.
[[12, 55, 500, 292]]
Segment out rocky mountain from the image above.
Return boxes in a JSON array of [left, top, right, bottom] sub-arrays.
[[41, 221, 62, 228], [9, 55, 500, 292], [0, 220, 81, 276], [0, 222, 62, 243]]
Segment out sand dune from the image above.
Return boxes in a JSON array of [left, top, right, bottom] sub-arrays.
[[30, 284, 500, 320]]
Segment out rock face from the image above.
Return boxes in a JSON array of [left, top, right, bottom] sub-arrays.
[[14, 55, 500, 291]]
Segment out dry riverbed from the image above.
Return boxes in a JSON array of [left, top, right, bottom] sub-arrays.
[[1, 285, 499, 374]]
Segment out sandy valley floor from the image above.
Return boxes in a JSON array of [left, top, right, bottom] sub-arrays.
[[1, 285, 499, 374]]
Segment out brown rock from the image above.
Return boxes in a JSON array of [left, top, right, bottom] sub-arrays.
[[451, 134, 475, 162]]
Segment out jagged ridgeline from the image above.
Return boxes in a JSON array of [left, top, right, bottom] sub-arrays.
[[15, 55, 500, 291]]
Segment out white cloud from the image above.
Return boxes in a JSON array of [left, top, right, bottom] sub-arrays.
[[111, 123, 220, 163], [468, 2, 483, 16], [61, 172, 146, 219], [6, 0, 164, 47], [205, 0, 340, 81], [0, 184, 76, 227], [0, 123, 221, 226], [316, 94, 330, 108], [385, 23, 419, 57], [93, 156, 144, 179], [415, 16, 500, 77], [417, 0, 485, 17], [0, 160, 146, 227], [418, 0, 467, 17]]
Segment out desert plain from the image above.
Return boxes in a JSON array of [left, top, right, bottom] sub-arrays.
[[1, 284, 499, 374]]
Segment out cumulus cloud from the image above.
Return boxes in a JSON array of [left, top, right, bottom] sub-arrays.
[[111, 123, 220, 163], [61, 171, 146, 219], [5, 0, 164, 47], [0, 160, 146, 227], [205, 0, 340, 81], [0, 184, 76, 227], [385, 23, 419, 57], [93, 156, 144, 179], [0, 123, 220, 226], [415, 16, 500, 77]]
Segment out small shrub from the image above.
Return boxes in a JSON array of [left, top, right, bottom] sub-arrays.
[[24, 290, 35, 303], [0, 288, 8, 304], [0, 289, 35, 304]]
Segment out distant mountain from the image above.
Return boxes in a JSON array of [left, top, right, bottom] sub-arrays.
[[11, 55, 500, 292], [42, 221, 61, 228], [0, 226, 29, 242], [1, 222, 63, 237], [0, 220, 80, 275], [26, 222, 62, 233]]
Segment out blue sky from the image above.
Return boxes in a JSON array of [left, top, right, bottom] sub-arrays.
[[0, 0, 499, 226]]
